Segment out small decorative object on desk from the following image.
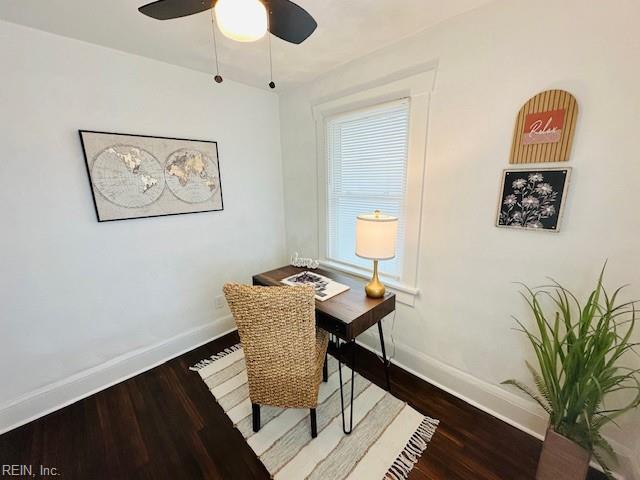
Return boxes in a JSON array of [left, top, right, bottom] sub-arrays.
[[290, 252, 320, 269], [281, 271, 349, 301]]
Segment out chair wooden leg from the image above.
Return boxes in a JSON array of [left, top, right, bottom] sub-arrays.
[[310, 408, 317, 438], [252, 404, 261, 433], [322, 353, 328, 382]]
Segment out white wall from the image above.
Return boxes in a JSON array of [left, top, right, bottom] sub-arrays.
[[0, 20, 286, 431], [279, 0, 640, 476]]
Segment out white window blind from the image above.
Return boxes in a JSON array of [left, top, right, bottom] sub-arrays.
[[326, 98, 410, 278]]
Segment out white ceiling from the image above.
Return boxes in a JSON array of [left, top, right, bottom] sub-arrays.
[[0, 0, 494, 90]]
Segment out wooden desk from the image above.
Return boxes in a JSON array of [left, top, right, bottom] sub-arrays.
[[252, 265, 396, 434], [252, 265, 396, 341]]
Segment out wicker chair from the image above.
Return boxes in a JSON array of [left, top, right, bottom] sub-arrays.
[[223, 283, 329, 438]]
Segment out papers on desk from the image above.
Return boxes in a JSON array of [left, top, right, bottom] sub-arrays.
[[281, 271, 350, 301]]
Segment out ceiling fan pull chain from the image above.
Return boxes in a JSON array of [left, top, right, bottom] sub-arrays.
[[210, 8, 223, 83], [267, 11, 275, 89]]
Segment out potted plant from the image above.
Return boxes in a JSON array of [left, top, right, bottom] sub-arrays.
[[503, 266, 640, 479]]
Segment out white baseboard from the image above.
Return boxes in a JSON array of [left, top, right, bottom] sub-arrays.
[[357, 333, 637, 480], [0, 315, 235, 435]]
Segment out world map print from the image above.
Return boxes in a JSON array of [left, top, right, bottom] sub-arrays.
[[81, 131, 223, 222], [165, 149, 219, 203], [91, 145, 164, 208]]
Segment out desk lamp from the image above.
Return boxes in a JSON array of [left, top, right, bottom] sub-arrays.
[[355, 210, 398, 298]]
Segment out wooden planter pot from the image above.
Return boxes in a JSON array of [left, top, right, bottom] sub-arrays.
[[536, 427, 591, 480]]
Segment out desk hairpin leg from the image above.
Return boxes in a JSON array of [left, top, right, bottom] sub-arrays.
[[378, 321, 391, 391], [337, 338, 356, 435]]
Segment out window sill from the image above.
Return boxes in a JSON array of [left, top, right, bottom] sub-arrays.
[[319, 259, 419, 305]]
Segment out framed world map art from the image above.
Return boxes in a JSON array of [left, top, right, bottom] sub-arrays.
[[496, 168, 571, 232], [79, 131, 223, 222]]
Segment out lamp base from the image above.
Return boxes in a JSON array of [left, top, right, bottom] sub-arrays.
[[365, 260, 386, 298]]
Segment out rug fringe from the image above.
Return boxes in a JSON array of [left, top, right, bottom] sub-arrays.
[[384, 416, 439, 480], [189, 343, 242, 371]]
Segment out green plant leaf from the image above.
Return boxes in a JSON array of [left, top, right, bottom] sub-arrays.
[[501, 379, 552, 414]]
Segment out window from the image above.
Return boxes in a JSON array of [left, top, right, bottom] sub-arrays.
[[326, 99, 410, 278], [315, 67, 436, 301]]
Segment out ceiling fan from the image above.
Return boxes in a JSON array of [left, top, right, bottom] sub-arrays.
[[138, 0, 317, 45]]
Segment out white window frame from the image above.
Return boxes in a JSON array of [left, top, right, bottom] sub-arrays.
[[313, 67, 436, 304]]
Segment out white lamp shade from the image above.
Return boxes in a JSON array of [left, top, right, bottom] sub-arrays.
[[214, 0, 268, 43], [355, 212, 398, 260]]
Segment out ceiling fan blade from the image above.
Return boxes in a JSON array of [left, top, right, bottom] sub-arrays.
[[138, 0, 214, 20], [139, 0, 317, 45], [267, 0, 317, 44]]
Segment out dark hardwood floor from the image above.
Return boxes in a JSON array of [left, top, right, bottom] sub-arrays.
[[0, 331, 606, 480]]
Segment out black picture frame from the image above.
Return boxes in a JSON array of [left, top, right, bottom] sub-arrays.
[[496, 168, 571, 232], [79, 130, 224, 222]]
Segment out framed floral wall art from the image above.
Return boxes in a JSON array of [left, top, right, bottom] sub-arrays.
[[496, 168, 571, 232]]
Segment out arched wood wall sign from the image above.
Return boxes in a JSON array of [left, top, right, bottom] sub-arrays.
[[510, 89, 578, 164]]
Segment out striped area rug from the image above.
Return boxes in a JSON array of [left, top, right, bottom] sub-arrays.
[[190, 344, 439, 480]]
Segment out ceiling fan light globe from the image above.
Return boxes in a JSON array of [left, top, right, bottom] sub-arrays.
[[214, 0, 268, 43]]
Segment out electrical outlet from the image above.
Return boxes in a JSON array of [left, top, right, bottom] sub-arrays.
[[215, 295, 226, 310]]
